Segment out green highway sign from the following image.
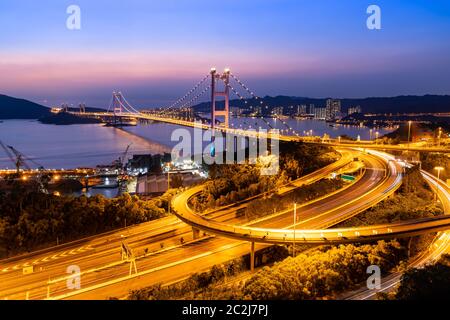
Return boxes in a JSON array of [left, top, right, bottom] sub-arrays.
[[341, 174, 356, 181]]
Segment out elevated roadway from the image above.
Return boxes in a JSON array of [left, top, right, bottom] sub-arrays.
[[343, 170, 450, 300], [70, 111, 450, 153], [172, 150, 404, 244], [0, 149, 358, 299]]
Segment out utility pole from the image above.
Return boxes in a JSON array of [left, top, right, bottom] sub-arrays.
[[438, 127, 442, 147], [121, 240, 137, 276], [167, 169, 171, 215], [293, 202, 297, 257], [434, 167, 444, 202], [407, 121, 412, 150]]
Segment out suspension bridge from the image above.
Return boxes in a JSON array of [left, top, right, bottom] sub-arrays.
[[68, 68, 450, 153]]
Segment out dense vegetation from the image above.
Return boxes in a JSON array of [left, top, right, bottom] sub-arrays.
[[128, 246, 289, 300], [382, 122, 449, 145], [394, 254, 450, 300], [421, 152, 450, 181], [0, 183, 174, 257], [130, 241, 406, 300], [191, 142, 338, 211], [243, 241, 406, 300]]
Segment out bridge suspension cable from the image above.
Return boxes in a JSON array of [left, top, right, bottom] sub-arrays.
[[167, 74, 210, 110], [118, 93, 142, 114], [179, 84, 211, 110], [153, 73, 210, 120], [230, 73, 300, 137], [227, 83, 274, 130]]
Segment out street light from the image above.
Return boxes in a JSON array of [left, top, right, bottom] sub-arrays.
[[438, 127, 442, 147], [407, 121, 412, 149], [293, 202, 297, 257], [434, 166, 444, 202], [166, 162, 175, 214], [435, 166, 444, 180]]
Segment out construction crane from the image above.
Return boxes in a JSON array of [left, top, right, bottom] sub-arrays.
[[0, 140, 44, 174], [120, 143, 132, 172], [116, 143, 132, 195]]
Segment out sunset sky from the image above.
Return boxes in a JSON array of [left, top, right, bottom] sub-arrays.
[[1, 0, 450, 108]]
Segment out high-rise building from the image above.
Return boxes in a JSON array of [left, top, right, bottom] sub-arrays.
[[230, 106, 242, 117], [309, 104, 315, 115], [348, 105, 362, 115], [297, 105, 307, 116], [273, 106, 283, 116], [326, 99, 341, 120], [253, 106, 262, 116], [314, 107, 327, 120]]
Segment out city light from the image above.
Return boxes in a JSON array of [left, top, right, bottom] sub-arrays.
[[0, 1, 448, 307]]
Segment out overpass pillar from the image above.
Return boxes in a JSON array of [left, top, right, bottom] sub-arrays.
[[250, 242, 255, 272], [192, 227, 201, 240]]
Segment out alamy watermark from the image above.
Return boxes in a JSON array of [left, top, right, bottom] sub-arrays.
[[367, 5, 381, 30], [366, 265, 381, 290], [66, 265, 81, 290], [66, 5, 81, 30]]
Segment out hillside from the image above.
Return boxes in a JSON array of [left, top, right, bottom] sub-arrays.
[[193, 94, 450, 115], [0, 94, 107, 119], [0, 94, 51, 119]]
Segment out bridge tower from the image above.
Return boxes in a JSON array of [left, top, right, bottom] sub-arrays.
[[112, 91, 124, 116], [210, 68, 230, 131], [61, 103, 69, 112], [79, 103, 86, 113]]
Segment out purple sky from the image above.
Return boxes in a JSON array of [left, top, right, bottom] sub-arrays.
[[0, 0, 449, 108]]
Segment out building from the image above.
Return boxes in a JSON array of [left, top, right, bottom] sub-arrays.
[[230, 106, 243, 117], [297, 105, 307, 116], [127, 153, 171, 175], [326, 99, 341, 120], [252, 106, 262, 116], [136, 172, 204, 194], [348, 105, 362, 115], [309, 104, 315, 115], [272, 106, 283, 116], [51, 107, 63, 113], [314, 107, 327, 120]]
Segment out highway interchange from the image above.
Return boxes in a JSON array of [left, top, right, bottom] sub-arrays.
[[0, 146, 449, 300]]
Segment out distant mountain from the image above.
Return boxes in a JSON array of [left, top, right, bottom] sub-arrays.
[[0, 94, 51, 119], [0, 94, 107, 119], [193, 95, 450, 114]]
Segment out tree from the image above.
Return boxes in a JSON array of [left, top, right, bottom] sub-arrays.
[[396, 255, 450, 300]]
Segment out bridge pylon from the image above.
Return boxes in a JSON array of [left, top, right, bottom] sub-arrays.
[[112, 91, 125, 116], [210, 68, 230, 131], [79, 103, 86, 113]]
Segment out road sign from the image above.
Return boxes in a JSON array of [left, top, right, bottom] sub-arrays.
[[341, 174, 356, 182]]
